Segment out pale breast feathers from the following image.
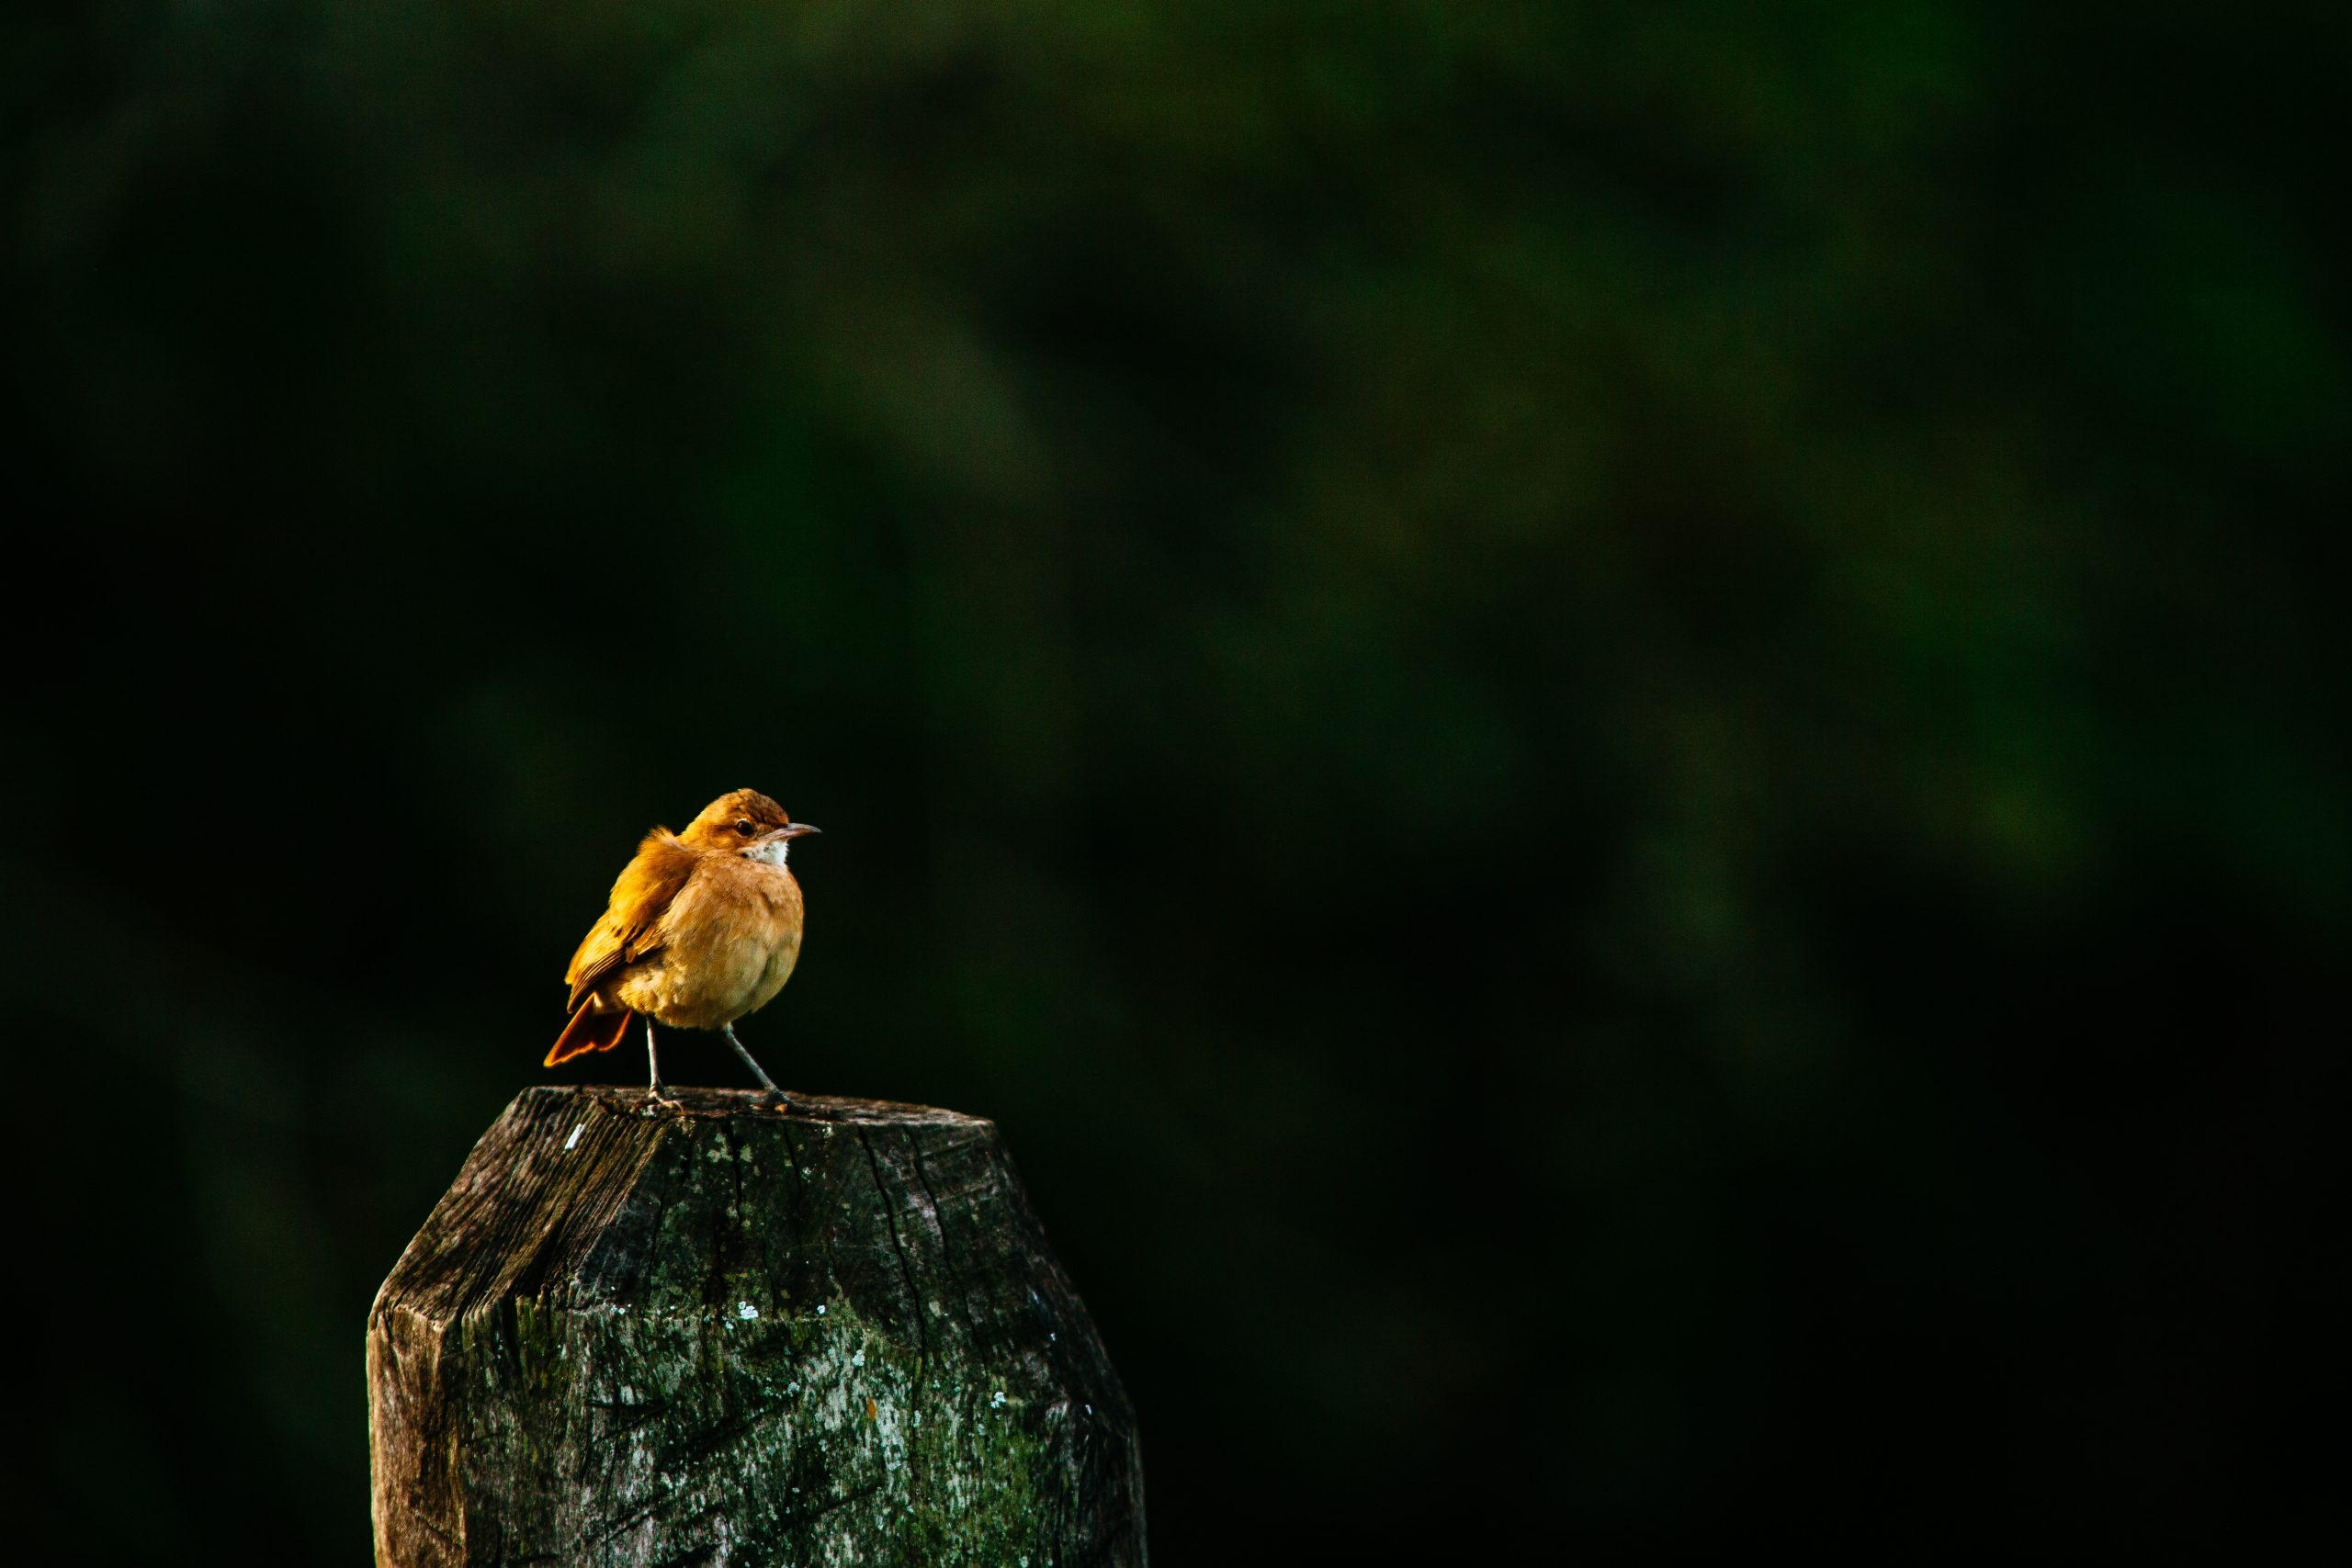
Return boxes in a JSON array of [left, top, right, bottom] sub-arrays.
[[642, 856, 805, 1019]]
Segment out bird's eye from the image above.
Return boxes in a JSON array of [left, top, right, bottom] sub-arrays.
[[736, 819, 755, 835]]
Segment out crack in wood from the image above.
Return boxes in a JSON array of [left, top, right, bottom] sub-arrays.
[[857, 1128, 933, 1358]]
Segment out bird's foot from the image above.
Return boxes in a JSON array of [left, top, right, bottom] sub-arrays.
[[758, 1089, 793, 1114], [641, 1088, 686, 1116]]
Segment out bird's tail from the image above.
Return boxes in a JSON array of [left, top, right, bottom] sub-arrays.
[[546, 1000, 635, 1066]]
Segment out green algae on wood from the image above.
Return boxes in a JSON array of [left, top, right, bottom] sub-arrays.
[[368, 1086, 1145, 1567]]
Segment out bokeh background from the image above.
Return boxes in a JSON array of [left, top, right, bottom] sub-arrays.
[[5, 0, 2346, 1559]]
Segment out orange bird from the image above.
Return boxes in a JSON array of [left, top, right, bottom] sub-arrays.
[[546, 789, 820, 1107]]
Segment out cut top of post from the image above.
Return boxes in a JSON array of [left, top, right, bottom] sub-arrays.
[[374, 1087, 1004, 1331]]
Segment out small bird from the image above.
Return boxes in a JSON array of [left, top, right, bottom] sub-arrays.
[[546, 789, 820, 1109]]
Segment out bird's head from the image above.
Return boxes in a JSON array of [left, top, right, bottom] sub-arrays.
[[680, 788, 821, 864]]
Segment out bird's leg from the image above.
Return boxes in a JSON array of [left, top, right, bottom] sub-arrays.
[[643, 1016, 683, 1114], [722, 1021, 790, 1111]]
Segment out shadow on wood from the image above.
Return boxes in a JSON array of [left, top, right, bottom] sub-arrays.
[[368, 1085, 1145, 1566]]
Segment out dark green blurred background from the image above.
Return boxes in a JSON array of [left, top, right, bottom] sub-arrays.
[[5, 0, 2346, 1559]]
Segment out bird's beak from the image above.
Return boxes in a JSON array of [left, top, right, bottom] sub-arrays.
[[769, 822, 821, 841]]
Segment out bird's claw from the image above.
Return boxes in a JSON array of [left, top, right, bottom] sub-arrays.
[[641, 1089, 686, 1117]]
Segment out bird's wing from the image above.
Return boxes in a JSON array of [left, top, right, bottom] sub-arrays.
[[565, 829, 697, 1010]]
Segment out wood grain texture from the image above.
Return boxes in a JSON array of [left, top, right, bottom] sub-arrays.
[[368, 1086, 1145, 1567]]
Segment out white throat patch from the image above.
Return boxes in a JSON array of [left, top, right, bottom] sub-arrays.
[[743, 837, 792, 868]]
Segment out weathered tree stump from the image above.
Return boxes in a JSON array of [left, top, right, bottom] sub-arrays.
[[368, 1085, 1145, 1567]]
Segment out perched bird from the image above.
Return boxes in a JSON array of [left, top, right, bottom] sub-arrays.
[[546, 789, 820, 1108]]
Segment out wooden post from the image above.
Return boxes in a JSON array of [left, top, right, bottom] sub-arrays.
[[368, 1085, 1146, 1567]]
